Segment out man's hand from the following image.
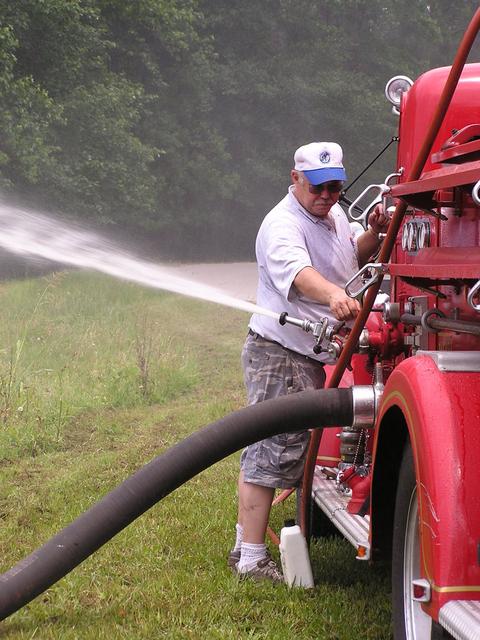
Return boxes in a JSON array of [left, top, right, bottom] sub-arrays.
[[328, 289, 361, 321], [368, 204, 390, 235], [293, 267, 361, 320]]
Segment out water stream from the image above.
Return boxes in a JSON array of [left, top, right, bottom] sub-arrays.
[[0, 202, 280, 320]]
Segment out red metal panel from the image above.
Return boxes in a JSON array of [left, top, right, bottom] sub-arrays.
[[431, 137, 480, 164], [400, 246, 480, 266], [398, 64, 480, 177], [390, 160, 480, 197], [374, 356, 480, 617], [388, 264, 477, 277]]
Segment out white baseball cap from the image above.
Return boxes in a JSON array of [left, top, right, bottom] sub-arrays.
[[294, 142, 347, 184]]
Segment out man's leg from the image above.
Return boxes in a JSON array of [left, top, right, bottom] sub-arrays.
[[231, 333, 284, 573], [230, 335, 324, 581], [235, 471, 283, 581], [228, 470, 274, 574], [237, 470, 274, 543]]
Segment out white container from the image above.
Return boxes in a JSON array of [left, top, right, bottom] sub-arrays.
[[279, 523, 314, 588]]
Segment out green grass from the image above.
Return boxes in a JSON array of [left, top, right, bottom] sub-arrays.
[[0, 272, 392, 639]]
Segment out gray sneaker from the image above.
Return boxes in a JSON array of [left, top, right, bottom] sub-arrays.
[[237, 556, 284, 584], [227, 549, 241, 572]]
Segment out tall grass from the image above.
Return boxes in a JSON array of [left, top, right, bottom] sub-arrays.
[[0, 272, 199, 460], [0, 272, 391, 639]]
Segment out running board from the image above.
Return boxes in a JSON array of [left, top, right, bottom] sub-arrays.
[[312, 467, 370, 560], [313, 470, 480, 639], [439, 601, 480, 640]]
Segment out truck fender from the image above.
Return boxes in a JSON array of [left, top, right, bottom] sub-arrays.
[[371, 355, 480, 614]]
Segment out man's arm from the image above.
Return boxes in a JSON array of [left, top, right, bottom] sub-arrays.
[[356, 205, 391, 266], [356, 227, 382, 266], [293, 266, 361, 321]]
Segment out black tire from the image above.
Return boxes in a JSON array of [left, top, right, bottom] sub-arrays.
[[392, 444, 452, 640]]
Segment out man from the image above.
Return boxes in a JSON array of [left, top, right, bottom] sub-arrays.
[[229, 141, 390, 583]]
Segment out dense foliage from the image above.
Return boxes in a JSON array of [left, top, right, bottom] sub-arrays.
[[0, 1, 479, 259]]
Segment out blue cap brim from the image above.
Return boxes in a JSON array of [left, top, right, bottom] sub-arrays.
[[303, 168, 347, 184]]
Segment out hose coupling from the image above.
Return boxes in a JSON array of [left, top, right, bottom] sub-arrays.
[[351, 363, 384, 428]]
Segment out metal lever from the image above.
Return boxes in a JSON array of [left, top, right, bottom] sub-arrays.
[[345, 263, 388, 300], [348, 170, 403, 222], [348, 184, 390, 222], [467, 279, 480, 311]]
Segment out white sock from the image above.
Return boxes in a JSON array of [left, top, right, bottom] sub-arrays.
[[233, 523, 243, 552], [237, 542, 268, 572]]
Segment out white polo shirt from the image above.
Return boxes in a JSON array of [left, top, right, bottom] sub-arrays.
[[249, 186, 359, 362]]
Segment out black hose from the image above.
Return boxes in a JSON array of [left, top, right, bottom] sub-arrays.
[[0, 387, 353, 621]]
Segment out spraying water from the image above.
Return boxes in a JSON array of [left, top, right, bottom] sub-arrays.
[[0, 202, 279, 321]]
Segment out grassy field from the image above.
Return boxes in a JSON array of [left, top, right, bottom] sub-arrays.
[[0, 272, 392, 639]]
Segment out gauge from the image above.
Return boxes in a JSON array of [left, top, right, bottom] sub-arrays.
[[416, 222, 430, 249], [407, 222, 417, 252], [402, 224, 409, 251]]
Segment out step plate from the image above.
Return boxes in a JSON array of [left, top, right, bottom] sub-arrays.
[[440, 601, 480, 640], [312, 468, 370, 559]]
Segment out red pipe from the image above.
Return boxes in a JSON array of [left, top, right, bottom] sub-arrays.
[[266, 488, 296, 545], [272, 487, 295, 506], [266, 526, 281, 546], [299, 7, 480, 536]]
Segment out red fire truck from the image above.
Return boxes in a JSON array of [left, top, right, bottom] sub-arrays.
[[294, 10, 480, 640]]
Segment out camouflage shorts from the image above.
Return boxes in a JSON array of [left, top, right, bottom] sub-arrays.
[[240, 332, 326, 489]]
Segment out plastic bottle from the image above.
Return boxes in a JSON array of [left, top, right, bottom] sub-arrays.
[[279, 520, 314, 588]]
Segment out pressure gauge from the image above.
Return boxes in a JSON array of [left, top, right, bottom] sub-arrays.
[[401, 224, 409, 251], [416, 222, 430, 249], [407, 222, 417, 252]]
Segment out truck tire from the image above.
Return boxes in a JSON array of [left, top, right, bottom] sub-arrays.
[[392, 444, 452, 639], [296, 488, 338, 541]]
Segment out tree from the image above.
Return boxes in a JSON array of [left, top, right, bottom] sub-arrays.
[[0, 1, 478, 259], [0, 14, 62, 192]]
